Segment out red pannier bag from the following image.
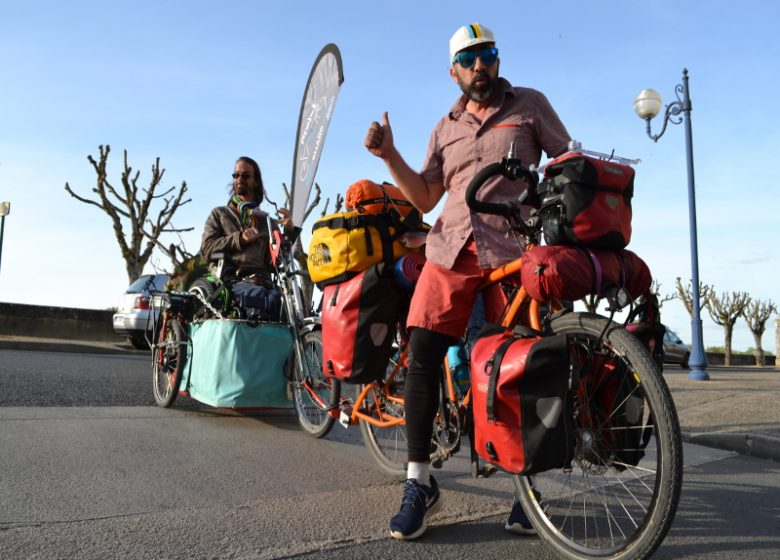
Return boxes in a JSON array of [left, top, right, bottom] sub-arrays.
[[538, 152, 635, 249], [520, 245, 652, 302], [321, 263, 401, 384], [584, 354, 650, 470], [470, 326, 575, 475], [345, 179, 417, 217]]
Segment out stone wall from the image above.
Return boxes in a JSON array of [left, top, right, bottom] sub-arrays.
[[1, 302, 777, 363], [0, 302, 123, 342], [705, 352, 776, 367]]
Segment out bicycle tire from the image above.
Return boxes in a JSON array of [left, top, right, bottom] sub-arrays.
[[357, 383, 408, 481], [152, 314, 186, 408], [291, 329, 340, 438], [359, 358, 465, 479], [358, 352, 408, 479], [512, 312, 682, 560]]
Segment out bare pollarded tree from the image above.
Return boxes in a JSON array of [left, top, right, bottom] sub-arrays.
[[65, 145, 192, 283], [743, 298, 777, 366], [674, 277, 713, 317], [650, 280, 677, 309], [706, 290, 750, 366]]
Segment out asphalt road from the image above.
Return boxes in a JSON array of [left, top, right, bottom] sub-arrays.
[[1, 348, 779, 560], [0, 349, 198, 408]]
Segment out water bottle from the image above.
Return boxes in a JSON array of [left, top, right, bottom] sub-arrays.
[[447, 344, 470, 396]]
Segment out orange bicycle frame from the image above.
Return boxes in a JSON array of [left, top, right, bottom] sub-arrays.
[[350, 240, 561, 428]]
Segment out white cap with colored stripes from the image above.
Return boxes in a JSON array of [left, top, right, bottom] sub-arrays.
[[449, 23, 495, 63]]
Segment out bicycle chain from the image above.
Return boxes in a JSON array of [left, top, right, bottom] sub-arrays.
[[191, 289, 224, 320]]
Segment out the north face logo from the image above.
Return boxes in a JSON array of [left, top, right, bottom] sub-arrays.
[[309, 243, 332, 266]]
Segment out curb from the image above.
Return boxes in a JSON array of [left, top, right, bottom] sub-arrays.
[[0, 339, 145, 356], [682, 431, 780, 462]]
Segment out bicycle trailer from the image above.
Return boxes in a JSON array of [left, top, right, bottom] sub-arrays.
[[178, 319, 294, 409]]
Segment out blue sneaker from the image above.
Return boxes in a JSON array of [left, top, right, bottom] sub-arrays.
[[505, 495, 537, 535], [388, 476, 442, 540]]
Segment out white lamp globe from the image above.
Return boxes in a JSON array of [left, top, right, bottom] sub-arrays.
[[633, 89, 663, 119]]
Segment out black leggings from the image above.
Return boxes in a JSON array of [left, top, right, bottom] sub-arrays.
[[404, 327, 457, 463]]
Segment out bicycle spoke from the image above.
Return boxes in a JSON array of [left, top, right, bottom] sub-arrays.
[[514, 313, 682, 560], [292, 330, 339, 438]]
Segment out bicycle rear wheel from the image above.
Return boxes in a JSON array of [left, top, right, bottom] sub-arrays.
[[513, 312, 682, 560], [152, 313, 186, 408], [358, 352, 408, 479], [291, 329, 340, 438]]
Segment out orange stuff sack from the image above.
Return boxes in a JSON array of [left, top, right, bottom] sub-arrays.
[[345, 179, 416, 217]]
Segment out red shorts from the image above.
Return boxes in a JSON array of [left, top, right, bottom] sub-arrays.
[[407, 239, 507, 339]]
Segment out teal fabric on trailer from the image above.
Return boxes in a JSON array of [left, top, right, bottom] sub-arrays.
[[181, 320, 293, 408]]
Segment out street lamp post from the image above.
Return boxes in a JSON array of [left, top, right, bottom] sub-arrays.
[[634, 68, 710, 381], [0, 201, 9, 275]]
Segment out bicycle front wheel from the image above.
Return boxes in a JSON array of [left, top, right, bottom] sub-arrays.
[[513, 312, 682, 560], [152, 313, 186, 408], [358, 352, 408, 479], [291, 329, 340, 438]]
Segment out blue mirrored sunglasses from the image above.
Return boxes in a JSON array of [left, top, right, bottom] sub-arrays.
[[452, 47, 498, 69]]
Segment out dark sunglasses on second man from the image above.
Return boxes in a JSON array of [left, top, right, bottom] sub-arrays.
[[232, 172, 253, 180], [452, 47, 499, 69]]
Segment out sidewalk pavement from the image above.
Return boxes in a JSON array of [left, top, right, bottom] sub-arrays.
[[2, 335, 779, 461], [663, 366, 780, 461]]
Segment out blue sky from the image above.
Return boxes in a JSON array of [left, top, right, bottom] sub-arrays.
[[1, 0, 778, 352]]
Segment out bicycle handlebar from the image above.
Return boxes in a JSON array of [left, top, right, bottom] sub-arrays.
[[465, 155, 539, 235]]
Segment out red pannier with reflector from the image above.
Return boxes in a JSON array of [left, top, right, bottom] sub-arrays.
[[537, 152, 635, 249], [469, 326, 574, 475], [583, 353, 650, 470], [321, 263, 401, 384]]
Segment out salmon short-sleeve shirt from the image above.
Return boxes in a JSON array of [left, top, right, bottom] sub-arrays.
[[419, 78, 571, 269]]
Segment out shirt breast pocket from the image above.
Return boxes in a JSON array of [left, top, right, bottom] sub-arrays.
[[487, 120, 537, 160]]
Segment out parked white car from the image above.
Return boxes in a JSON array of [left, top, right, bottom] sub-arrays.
[[113, 274, 169, 349]]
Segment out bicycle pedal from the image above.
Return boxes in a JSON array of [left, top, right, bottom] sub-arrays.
[[431, 458, 444, 469], [338, 408, 352, 429]]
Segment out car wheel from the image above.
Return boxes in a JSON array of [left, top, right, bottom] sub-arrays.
[[129, 334, 150, 350], [681, 352, 690, 369]]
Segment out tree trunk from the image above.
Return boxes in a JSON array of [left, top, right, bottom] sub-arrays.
[[723, 326, 733, 366], [752, 332, 765, 366], [126, 261, 144, 284]]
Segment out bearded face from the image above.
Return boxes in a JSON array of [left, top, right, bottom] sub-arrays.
[[452, 57, 500, 103]]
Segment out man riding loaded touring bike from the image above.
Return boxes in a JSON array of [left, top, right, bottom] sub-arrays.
[[364, 22, 572, 541]]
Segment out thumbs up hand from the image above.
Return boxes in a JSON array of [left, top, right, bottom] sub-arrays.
[[364, 111, 395, 160]]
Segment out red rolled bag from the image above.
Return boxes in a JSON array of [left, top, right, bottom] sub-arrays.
[[520, 245, 652, 302]]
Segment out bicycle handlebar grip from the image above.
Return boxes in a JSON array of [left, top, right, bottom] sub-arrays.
[[465, 162, 513, 218]]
